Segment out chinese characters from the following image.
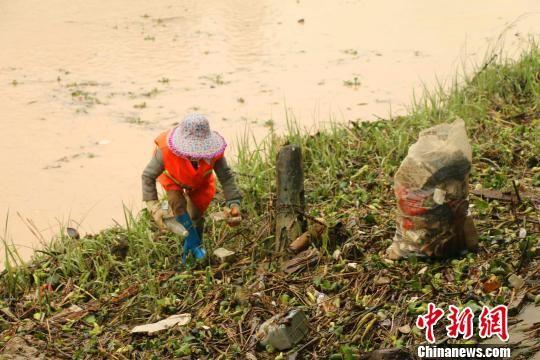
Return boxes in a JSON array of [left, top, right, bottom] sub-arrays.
[[416, 303, 509, 343]]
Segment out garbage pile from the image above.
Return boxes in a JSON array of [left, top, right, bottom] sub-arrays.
[[387, 119, 478, 259]]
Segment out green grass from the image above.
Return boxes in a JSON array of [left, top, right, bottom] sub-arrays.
[[1, 44, 539, 359]]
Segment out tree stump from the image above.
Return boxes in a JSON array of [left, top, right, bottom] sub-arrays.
[[275, 144, 306, 253]]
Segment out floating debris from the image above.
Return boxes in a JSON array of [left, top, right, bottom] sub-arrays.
[[96, 139, 111, 145]]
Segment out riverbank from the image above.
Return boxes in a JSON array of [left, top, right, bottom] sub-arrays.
[[2, 0, 540, 258], [1, 45, 539, 358]]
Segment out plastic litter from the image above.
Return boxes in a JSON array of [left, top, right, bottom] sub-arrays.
[[131, 313, 191, 335], [213, 247, 236, 262], [387, 119, 478, 259], [161, 201, 188, 236], [256, 309, 309, 351]]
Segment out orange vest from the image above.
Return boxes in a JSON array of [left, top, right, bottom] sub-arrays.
[[155, 131, 222, 212]]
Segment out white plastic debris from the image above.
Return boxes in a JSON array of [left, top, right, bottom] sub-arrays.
[[164, 217, 188, 237], [160, 201, 188, 236], [433, 188, 446, 205], [131, 313, 191, 335], [256, 309, 309, 351], [213, 247, 235, 262], [314, 290, 337, 314]]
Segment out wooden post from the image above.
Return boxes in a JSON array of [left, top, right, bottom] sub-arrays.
[[275, 144, 306, 253]]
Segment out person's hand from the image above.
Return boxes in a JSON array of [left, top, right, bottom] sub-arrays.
[[229, 203, 240, 217], [146, 200, 166, 229], [226, 203, 242, 227]]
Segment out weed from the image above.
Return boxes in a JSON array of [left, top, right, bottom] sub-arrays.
[[200, 74, 229, 87], [134, 102, 147, 109], [343, 76, 361, 88], [141, 88, 161, 97]]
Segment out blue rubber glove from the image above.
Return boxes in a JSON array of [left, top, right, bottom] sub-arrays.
[[176, 213, 206, 263]]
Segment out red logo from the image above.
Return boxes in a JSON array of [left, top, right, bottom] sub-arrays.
[[416, 304, 509, 343], [416, 303, 445, 343], [478, 305, 509, 342], [446, 305, 474, 339]]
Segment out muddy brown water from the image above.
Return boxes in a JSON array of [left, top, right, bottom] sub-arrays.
[[1, 0, 540, 267]]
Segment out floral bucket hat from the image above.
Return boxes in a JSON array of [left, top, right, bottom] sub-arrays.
[[167, 113, 227, 159]]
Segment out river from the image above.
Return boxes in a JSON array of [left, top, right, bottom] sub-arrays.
[[1, 0, 540, 267]]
